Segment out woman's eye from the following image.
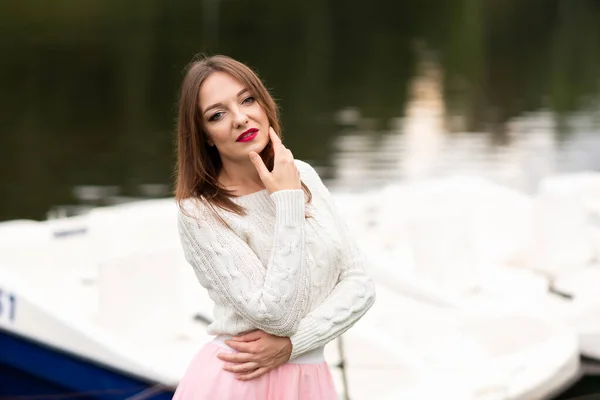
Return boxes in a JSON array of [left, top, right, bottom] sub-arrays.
[[209, 112, 224, 121], [242, 96, 255, 104]]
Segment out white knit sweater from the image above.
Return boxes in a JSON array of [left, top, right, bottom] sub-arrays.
[[177, 160, 376, 359]]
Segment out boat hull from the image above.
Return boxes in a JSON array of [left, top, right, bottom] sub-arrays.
[[0, 327, 175, 399]]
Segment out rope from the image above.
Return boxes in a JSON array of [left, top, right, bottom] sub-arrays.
[[337, 336, 351, 400], [125, 384, 172, 400]]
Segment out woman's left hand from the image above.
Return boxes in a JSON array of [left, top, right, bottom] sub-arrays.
[[217, 330, 292, 381]]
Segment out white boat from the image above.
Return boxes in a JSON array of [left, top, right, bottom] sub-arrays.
[[0, 218, 179, 398], [526, 172, 600, 361], [0, 201, 478, 400], [354, 282, 580, 400], [333, 174, 600, 363]]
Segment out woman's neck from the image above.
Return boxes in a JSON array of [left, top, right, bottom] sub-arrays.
[[219, 159, 265, 196]]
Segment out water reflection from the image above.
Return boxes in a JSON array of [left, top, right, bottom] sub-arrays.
[[330, 52, 600, 195], [401, 57, 446, 182], [332, 109, 600, 196], [0, 0, 599, 220], [331, 57, 446, 188]]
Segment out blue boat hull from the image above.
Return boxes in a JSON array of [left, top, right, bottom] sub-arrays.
[[0, 327, 175, 399]]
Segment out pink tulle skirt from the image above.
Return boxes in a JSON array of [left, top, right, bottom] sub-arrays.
[[173, 340, 337, 400]]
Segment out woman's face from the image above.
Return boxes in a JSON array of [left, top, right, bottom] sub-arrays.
[[198, 71, 270, 164]]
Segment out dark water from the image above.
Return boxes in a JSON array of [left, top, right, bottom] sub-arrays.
[[1, 0, 599, 221], [1, 0, 600, 396]]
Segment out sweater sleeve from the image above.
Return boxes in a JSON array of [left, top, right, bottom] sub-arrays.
[[178, 190, 311, 336], [289, 161, 376, 359]]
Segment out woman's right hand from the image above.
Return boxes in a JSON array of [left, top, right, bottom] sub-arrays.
[[249, 127, 301, 194]]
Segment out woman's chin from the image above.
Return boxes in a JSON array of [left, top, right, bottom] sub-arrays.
[[246, 140, 268, 155]]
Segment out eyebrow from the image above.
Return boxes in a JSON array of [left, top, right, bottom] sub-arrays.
[[202, 88, 249, 115]]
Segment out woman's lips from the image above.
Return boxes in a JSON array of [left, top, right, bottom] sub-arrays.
[[237, 129, 258, 142]]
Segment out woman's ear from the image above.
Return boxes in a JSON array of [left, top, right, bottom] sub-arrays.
[[204, 132, 215, 147]]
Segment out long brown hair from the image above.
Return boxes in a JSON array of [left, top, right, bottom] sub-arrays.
[[174, 54, 311, 217]]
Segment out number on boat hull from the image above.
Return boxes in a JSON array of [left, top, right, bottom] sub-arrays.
[[0, 289, 16, 323]]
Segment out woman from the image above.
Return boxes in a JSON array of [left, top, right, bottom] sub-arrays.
[[173, 54, 376, 399]]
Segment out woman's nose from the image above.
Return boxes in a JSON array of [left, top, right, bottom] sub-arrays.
[[232, 108, 248, 127]]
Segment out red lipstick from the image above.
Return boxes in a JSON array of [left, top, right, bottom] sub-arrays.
[[236, 128, 258, 142]]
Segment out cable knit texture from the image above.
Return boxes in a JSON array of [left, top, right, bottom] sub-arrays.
[[178, 160, 376, 359]]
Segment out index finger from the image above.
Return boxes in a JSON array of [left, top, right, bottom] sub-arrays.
[[232, 330, 264, 342], [225, 340, 255, 353], [269, 127, 283, 148]]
